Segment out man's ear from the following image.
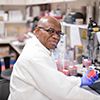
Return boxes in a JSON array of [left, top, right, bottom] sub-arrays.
[[34, 27, 41, 33], [34, 27, 38, 32], [34, 27, 40, 38]]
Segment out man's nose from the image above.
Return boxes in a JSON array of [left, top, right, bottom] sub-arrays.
[[52, 33, 60, 40]]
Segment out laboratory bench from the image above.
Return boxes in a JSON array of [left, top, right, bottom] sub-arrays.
[[0, 37, 24, 80], [0, 37, 24, 56]]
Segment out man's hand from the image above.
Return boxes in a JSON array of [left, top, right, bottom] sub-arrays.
[[80, 69, 99, 87]]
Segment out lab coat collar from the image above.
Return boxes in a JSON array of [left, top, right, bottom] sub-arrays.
[[28, 33, 52, 56]]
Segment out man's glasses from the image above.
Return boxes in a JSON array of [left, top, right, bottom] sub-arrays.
[[38, 27, 64, 36]]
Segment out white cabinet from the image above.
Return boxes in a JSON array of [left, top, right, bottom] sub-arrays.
[[0, 5, 27, 37], [0, 0, 6, 5], [26, 0, 51, 5], [0, 0, 26, 5], [8, 0, 25, 5]]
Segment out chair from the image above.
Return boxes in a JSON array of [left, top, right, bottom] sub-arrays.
[[0, 59, 1, 76], [0, 78, 10, 100], [0, 57, 10, 100]]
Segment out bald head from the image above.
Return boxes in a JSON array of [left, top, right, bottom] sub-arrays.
[[34, 16, 62, 50], [37, 16, 61, 29]]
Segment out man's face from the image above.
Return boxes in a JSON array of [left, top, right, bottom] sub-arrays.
[[35, 24, 62, 50]]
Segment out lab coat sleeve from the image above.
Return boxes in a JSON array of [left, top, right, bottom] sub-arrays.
[[21, 57, 100, 100]]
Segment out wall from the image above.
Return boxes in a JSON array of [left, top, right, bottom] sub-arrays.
[[51, 0, 96, 13], [51, 0, 98, 24]]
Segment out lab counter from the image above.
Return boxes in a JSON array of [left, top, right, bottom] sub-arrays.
[[0, 42, 20, 59], [0, 37, 24, 58]]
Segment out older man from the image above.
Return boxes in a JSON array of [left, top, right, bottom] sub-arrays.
[[8, 16, 100, 100]]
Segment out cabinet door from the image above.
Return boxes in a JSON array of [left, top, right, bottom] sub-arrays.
[[0, 0, 6, 5], [5, 0, 26, 5], [26, 0, 51, 5]]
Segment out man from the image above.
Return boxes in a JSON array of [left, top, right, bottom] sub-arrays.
[[8, 16, 100, 100]]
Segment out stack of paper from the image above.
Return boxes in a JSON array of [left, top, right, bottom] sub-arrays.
[[9, 10, 23, 22]]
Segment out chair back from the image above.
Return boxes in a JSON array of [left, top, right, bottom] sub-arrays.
[[0, 79, 10, 100]]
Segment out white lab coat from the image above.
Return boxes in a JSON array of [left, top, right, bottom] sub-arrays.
[[8, 34, 100, 100]]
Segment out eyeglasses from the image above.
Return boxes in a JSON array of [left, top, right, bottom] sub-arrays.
[[38, 27, 64, 36]]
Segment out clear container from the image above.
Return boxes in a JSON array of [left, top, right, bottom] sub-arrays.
[[82, 59, 92, 68]]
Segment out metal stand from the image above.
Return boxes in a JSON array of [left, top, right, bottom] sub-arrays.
[[87, 31, 100, 66], [87, 31, 95, 63]]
